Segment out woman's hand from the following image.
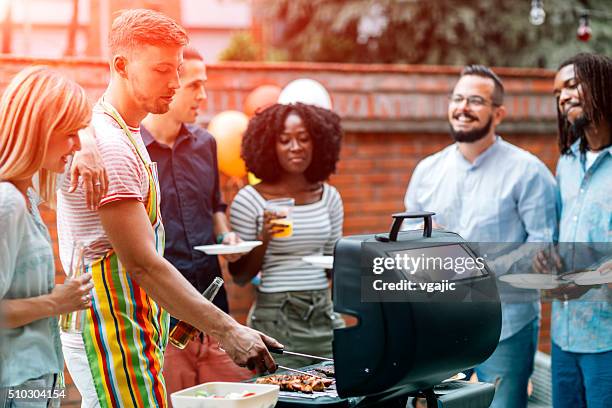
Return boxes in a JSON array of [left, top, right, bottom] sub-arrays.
[[69, 127, 108, 211], [50, 272, 94, 314], [1, 272, 94, 329], [260, 210, 288, 243], [219, 232, 244, 263]]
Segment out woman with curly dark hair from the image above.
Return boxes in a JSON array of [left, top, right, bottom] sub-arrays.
[[229, 103, 344, 366]]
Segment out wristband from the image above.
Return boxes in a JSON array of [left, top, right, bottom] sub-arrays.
[[216, 232, 229, 244]]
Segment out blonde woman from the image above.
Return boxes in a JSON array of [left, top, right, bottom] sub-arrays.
[[0, 66, 95, 407]]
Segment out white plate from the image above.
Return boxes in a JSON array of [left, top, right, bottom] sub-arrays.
[[442, 372, 467, 383], [499, 274, 563, 289], [302, 255, 334, 269], [194, 241, 262, 255], [571, 269, 612, 286], [559, 269, 595, 282]]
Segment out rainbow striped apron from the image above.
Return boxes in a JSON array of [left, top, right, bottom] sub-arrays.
[[82, 100, 169, 407]]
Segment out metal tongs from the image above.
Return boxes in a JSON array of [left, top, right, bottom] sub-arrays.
[[268, 346, 333, 362], [267, 346, 332, 379]]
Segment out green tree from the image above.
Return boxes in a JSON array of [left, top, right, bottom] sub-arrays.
[[219, 32, 261, 61], [260, 0, 612, 68], [218, 30, 290, 62]]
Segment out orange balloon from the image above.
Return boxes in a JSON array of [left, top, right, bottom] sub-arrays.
[[208, 111, 249, 178], [243, 84, 282, 117]]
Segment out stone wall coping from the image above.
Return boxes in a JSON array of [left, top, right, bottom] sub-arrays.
[[0, 55, 558, 134], [0, 54, 555, 78]]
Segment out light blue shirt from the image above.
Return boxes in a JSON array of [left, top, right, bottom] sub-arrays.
[[404, 137, 558, 341], [552, 142, 612, 353], [0, 182, 63, 387]]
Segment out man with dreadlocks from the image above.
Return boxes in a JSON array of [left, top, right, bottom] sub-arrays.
[[548, 53, 612, 408]]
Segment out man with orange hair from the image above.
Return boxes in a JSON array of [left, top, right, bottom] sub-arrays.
[[58, 9, 279, 408], [141, 46, 252, 404]]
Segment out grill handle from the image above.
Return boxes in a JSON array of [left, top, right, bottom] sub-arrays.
[[376, 211, 436, 242]]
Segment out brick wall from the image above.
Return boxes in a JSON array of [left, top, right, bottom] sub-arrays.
[[220, 131, 558, 353], [3, 56, 559, 404]]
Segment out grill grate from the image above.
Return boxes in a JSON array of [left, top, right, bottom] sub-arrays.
[[278, 382, 339, 400]]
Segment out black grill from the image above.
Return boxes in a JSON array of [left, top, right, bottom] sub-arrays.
[[255, 212, 502, 407]]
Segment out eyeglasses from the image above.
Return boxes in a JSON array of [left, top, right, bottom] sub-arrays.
[[448, 94, 500, 108]]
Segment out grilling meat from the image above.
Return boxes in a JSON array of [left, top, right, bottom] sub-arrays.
[[313, 366, 335, 377], [256, 374, 334, 394]]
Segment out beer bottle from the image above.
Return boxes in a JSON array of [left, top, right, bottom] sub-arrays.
[[168, 277, 224, 349]]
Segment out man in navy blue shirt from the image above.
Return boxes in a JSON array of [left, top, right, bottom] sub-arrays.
[[141, 47, 251, 401]]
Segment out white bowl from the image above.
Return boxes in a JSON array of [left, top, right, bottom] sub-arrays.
[[171, 382, 279, 408]]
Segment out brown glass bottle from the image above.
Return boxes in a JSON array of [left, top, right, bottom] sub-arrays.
[[168, 277, 224, 349]]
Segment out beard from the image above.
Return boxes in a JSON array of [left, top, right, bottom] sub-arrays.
[[562, 111, 590, 151], [132, 82, 172, 115], [139, 95, 171, 115], [146, 102, 171, 115], [449, 116, 493, 143], [570, 113, 590, 136]]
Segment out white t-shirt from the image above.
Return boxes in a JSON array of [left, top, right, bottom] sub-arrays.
[[585, 149, 602, 170]]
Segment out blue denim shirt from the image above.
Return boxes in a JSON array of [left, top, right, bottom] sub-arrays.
[[552, 142, 612, 353], [0, 183, 63, 387], [404, 137, 558, 341], [141, 124, 229, 315]]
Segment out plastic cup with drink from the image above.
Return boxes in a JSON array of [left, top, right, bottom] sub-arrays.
[[264, 198, 294, 239], [59, 242, 87, 334]]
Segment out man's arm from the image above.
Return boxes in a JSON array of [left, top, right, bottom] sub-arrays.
[[212, 211, 231, 237], [518, 161, 558, 243], [487, 162, 559, 277], [98, 199, 280, 372]]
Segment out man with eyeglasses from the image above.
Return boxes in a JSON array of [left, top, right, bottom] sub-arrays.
[[403, 65, 557, 408]]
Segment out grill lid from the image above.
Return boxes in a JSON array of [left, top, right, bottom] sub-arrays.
[[332, 212, 501, 399]]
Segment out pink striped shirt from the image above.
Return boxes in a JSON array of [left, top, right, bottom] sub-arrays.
[[57, 103, 151, 271]]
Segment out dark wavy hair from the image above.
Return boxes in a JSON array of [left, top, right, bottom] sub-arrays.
[[557, 53, 612, 155], [241, 103, 343, 182]]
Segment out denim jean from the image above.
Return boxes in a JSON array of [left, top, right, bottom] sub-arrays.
[[465, 318, 539, 408], [551, 342, 612, 408], [0, 374, 60, 408]]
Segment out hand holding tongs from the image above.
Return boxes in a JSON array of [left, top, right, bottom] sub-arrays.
[[267, 346, 333, 362]]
